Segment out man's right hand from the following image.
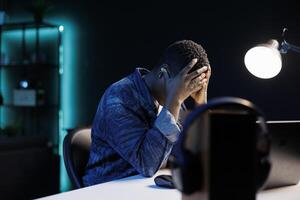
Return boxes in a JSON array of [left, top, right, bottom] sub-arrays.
[[162, 58, 208, 121]]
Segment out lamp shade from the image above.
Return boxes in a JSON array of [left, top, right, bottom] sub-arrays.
[[244, 40, 282, 79]]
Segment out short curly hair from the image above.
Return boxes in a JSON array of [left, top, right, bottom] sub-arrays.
[[157, 40, 210, 76]]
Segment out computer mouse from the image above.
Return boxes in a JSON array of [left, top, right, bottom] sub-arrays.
[[154, 175, 175, 189]]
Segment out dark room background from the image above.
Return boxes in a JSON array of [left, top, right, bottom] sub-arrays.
[[0, 0, 300, 196], [6, 0, 300, 127]]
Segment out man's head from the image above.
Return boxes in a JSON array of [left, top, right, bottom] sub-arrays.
[[156, 40, 210, 77], [149, 40, 210, 105]]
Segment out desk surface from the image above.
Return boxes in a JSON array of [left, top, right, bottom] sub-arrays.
[[38, 170, 300, 200]]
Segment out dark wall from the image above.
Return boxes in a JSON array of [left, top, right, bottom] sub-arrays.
[[7, 0, 300, 126]]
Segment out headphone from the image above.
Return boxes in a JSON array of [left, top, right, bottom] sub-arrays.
[[158, 65, 171, 79], [170, 97, 271, 195]]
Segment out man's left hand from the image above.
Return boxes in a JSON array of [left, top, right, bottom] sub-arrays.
[[190, 65, 211, 105]]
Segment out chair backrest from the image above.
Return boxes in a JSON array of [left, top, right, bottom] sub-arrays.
[[63, 128, 91, 189]]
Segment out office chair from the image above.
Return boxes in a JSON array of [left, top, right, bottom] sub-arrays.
[[63, 128, 91, 188]]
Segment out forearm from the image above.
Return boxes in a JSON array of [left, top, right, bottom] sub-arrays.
[[164, 98, 182, 122], [134, 108, 182, 175]]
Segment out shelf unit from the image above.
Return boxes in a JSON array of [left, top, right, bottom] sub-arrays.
[[0, 22, 62, 152]]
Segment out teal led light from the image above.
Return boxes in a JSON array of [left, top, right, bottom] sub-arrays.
[[57, 25, 67, 191], [59, 45, 64, 75], [50, 18, 78, 192]]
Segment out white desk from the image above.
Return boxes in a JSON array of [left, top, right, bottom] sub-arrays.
[[38, 170, 300, 200]]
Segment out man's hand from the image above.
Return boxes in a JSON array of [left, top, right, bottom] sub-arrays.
[[163, 59, 208, 121], [190, 65, 211, 105]]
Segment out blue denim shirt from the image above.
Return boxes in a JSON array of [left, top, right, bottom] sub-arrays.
[[83, 68, 182, 186]]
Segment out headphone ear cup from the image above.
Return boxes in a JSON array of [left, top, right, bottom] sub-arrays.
[[256, 159, 271, 190], [256, 124, 271, 189], [170, 156, 183, 191], [181, 153, 203, 194], [171, 153, 203, 195]]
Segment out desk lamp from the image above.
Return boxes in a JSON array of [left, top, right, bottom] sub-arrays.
[[244, 28, 300, 79]]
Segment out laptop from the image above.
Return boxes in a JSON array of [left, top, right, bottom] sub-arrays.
[[263, 120, 300, 189], [155, 120, 300, 190]]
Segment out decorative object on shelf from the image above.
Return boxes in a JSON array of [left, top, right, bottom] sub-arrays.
[[0, 20, 62, 147], [28, 0, 53, 24], [244, 28, 300, 79], [13, 89, 37, 107], [13, 79, 46, 107]]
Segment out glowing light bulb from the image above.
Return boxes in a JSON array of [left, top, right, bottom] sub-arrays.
[[20, 80, 29, 89], [244, 40, 282, 79]]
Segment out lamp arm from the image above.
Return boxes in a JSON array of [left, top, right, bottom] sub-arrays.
[[280, 40, 300, 54]]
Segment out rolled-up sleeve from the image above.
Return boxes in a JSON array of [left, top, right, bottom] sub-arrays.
[[154, 108, 181, 143]]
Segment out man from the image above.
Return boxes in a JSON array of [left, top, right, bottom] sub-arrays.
[[83, 40, 211, 186]]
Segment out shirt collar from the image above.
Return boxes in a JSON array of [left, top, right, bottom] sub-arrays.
[[129, 68, 159, 116]]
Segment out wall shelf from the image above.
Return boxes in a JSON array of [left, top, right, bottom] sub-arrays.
[[1, 22, 58, 31], [2, 104, 59, 108], [0, 21, 62, 153]]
